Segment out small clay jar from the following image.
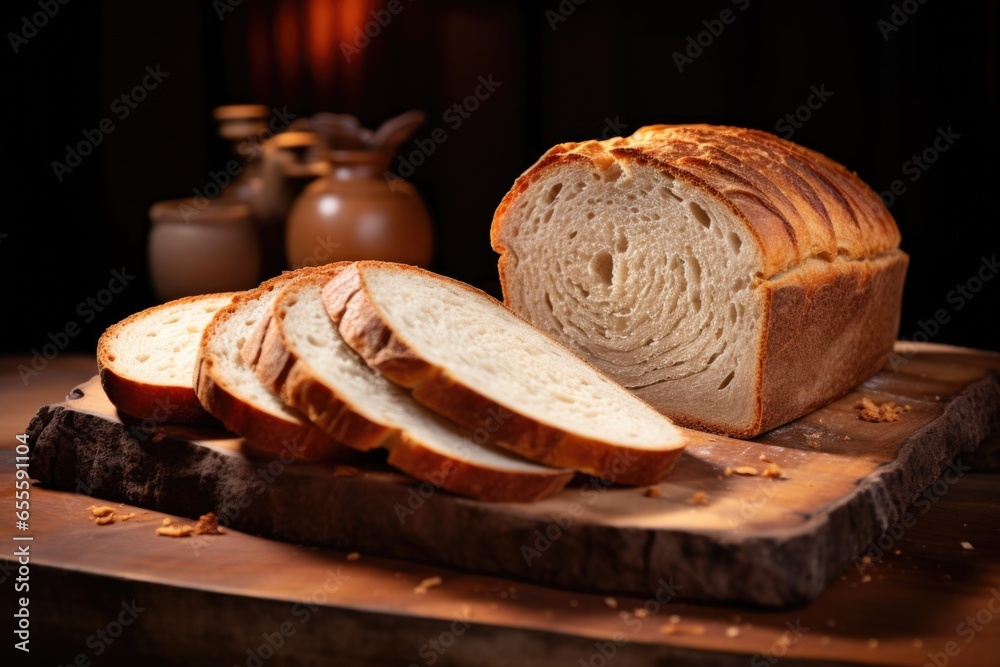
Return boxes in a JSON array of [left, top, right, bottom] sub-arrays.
[[284, 150, 433, 268], [148, 198, 261, 301]]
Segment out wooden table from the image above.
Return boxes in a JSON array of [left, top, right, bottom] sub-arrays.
[[2, 353, 999, 666]]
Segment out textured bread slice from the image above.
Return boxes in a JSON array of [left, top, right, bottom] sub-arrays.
[[246, 265, 573, 502], [491, 124, 908, 438], [98, 292, 237, 425], [194, 270, 343, 461], [322, 262, 686, 486]]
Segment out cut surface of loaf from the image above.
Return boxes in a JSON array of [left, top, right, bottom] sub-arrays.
[[491, 124, 908, 437], [194, 269, 343, 461], [98, 292, 236, 425], [247, 265, 573, 502], [323, 262, 687, 486]]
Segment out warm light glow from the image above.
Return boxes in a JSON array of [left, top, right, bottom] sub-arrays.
[[337, 0, 371, 49], [306, 0, 338, 98]]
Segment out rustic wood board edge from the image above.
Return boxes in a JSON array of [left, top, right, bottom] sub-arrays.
[[24, 370, 1000, 607]]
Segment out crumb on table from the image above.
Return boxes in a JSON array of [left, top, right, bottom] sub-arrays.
[[762, 463, 784, 480], [727, 466, 759, 477], [856, 398, 906, 423], [644, 487, 662, 498], [414, 576, 443, 595], [689, 491, 710, 506]]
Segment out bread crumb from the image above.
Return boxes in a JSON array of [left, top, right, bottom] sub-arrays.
[[94, 515, 115, 526], [89, 506, 115, 518], [689, 491, 710, 506], [820, 635, 831, 646], [156, 523, 193, 537], [193, 513, 225, 535], [861, 555, 872, 565], [857, 398, 905, 423], [659, 624, 706, 636], [116, 512, 136, 521], [730, 466, 759, 476], [644, 487, 662, 498], [867, 638, 879, 649], [725, 626, 741, 638], [861, 574, 872, 583], [762, 463, 784, 479], [332, 465, 359, 477], [759, 454, 771, 462], [806, 432, 821, 439], [414, 576, 442, 595], [346, 552, 361, 561], [667, 614, 681, 624], [161, 518, 172, 526], [961, 541, 974, 550], [808, 441, 819, 448], [634, 608, 649, 619], [844, 435, 851, 440], [604, 597, 618, 609]]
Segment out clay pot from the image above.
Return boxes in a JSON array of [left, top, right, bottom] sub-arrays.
[[148, 198, 261, 301], [284, 150, 433, 269]]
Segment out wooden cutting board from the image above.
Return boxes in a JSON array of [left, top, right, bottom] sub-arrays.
[[25, 343, 1000, 607]]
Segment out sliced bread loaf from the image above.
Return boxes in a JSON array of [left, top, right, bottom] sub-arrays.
[[98, 292, 236, 425], [247, 265, 573, 501], [322, 262, 686, 486], [194, 270, 344, 461], [491, 124, 908, 437]]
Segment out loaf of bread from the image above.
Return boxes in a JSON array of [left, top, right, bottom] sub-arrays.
[[323, 261, 687, 485], [491, 124, 908, 437]]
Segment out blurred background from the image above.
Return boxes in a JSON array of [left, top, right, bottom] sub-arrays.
[[2, 0, 997, 356]]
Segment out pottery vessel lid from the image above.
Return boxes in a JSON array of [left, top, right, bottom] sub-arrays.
[[149, 198, 253, 226]]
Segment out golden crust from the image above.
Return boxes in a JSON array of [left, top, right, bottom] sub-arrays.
[[492, 124, 901, 280]]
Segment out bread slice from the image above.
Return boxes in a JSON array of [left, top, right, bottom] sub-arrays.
[[194, 270, 344, 461], [322, 262, 686, 486], [98, 292, 236, 425], [246, 265, 574, 502], [491, 124, 908, 437]]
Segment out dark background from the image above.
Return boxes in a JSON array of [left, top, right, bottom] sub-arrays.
[[2, 0, 997, 359]]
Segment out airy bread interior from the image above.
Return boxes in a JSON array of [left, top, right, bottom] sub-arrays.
[[102, 294, 234, 388], [356, 264, 685, 450], [495, 161, 764, 431]]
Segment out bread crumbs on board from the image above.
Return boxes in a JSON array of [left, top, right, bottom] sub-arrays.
[[644, 487, 662, 498], [604, 597, 618, 609], [413, 576, 442, 594], [857, 398, 910, 423], [89, 505, 137, 525], [762, 463, 784, 479], [689, 491, 710, 506], [155, 513, 225, 538], [727, 466, 759, 477]]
